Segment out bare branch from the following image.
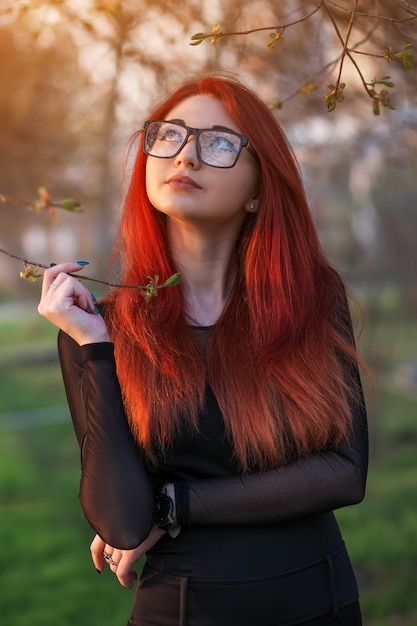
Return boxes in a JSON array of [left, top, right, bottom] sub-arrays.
[[322, 0, 359, 93], [0, 191, 82, 214], [391, 0, 417, 18], [190, 3, 323, 45], [0, 247, 181, 297], [190, 0, 415, 112], [327, 0, 417, 21]]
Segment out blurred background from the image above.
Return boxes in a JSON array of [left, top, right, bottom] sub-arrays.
[[0, 1, 416, 624]]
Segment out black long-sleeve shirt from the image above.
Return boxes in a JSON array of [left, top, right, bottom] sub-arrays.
[[57, 329, 368, 551]]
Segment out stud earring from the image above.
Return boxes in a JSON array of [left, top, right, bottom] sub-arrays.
[[249, 202, 255, 210]]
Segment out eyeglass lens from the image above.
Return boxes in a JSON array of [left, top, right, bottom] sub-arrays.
[[144, 121, 245, 168]]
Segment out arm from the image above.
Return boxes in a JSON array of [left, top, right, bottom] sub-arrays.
[[38, 263, 155, 549], [58, 329, 155, 550], [174, 285, 368, 527], [175, 378, 368, 528]]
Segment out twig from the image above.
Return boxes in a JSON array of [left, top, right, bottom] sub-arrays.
[[190, 3, 323, 43], [0, 247, 181, 293], [322, 0, 377, 101], [0, 192, 82, 213], [327, 0, 417, 21]]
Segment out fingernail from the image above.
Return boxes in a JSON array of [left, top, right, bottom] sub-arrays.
[[95, 568, 101, 575], [90, 293, 100, 315], [49, 262, 57, 267], [76, 261, 89, 266], [85, 306, 91, 314]]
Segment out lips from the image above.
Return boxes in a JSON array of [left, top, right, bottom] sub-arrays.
[[166, 175, 202, 190]]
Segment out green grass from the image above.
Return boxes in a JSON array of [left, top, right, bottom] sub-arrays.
[[0, 314, 133, 625], [1, 313, 417, 625], [0, 311, 58, 346], [335, 389, 417, 624], [0, 424, 132, 625]]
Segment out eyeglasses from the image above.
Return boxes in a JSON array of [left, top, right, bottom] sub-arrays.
[[143, 120, 254, 168]]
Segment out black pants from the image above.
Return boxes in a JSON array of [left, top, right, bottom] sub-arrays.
[[301, 603, 362, 625], [128, 519, 361, 626], [127, 563, 362, 626]]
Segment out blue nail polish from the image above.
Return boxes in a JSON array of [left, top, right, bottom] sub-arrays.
[[90, 293, 100, 314], [76, 261, 89, 266], [49, 262, 57, 267]]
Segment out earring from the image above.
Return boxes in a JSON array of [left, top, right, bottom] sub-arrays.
[[246, 199, 258, 212]]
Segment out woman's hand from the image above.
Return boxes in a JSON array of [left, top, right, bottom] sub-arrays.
[[91, 528, 166, 588], [38, 262, 110, 346]]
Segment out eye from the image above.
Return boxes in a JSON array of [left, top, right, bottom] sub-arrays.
[[202, 131, 240, 154], [158, 125, 183, 143], [211, 135, 235, 152]]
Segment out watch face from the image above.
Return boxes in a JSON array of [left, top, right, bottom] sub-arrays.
[[154, 492, 172, 528]]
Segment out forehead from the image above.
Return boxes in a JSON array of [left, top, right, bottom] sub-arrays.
[[165, 95, 240, 132]]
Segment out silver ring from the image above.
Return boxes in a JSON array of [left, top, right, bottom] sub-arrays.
[[50, 284, 57, 290], [103, 550, 119, 566]]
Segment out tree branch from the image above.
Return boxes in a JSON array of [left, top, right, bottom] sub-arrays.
[[0, 247, 181, 299], [190, 0, 415, 113]]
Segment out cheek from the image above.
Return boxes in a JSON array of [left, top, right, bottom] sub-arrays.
[[145, 160, 159, 206], [232, 165, 258, 204]]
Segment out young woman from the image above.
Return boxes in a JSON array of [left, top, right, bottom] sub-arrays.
[[38, 73, 368, 626]]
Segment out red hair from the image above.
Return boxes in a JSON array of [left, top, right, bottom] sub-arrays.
[[105, 73, 363, 471]]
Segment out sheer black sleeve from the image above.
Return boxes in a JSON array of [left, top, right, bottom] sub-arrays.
[[58, 331, 154, 549], [175, 389, 368, 526], [175, 307, 368, 528]]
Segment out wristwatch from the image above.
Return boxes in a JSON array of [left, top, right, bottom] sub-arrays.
[[154, 491, 175, 530]]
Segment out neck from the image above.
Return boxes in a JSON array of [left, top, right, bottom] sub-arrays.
[[167, 220, 238, 326]]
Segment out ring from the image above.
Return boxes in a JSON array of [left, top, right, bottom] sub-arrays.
[[50, 284, 57, 290], [103, 550, 119, 566]]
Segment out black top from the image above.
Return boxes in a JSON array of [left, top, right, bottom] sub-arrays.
[[57, 325, 368, 556], [57, 311, 368, 623]]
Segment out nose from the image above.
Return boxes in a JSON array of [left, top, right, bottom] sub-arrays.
[[174, 135, 201, 169]]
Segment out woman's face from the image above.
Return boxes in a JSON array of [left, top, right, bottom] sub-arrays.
[[145, 95, 259, 232]]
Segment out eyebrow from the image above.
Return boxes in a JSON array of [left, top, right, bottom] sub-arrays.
[[165, 119, 237, 133]]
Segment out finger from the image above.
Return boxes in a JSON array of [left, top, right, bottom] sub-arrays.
[[113, 528, 166, 588], [38, 273, 85, 318], [106, 548, 122, 573], [40, 271, 96, 317], [40, 261, 89, 299], [90, 535, 106, 572], [114, 553, 139, 589]]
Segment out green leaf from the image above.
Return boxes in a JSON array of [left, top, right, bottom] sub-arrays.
[[267, 30, 283, 51], [323, 83, 345, 112], [382, 47, 394, 63], [55, 199, 83, 212], [190, 25, 223, 46], [189, 33, 207, 46], [299, 81, 318, 96], [161, 273, 182, 287], [268, 100, 283, 111], [395, 43, 415, 71], [20, 264, 42, 281], [209, 24, 223, 45]]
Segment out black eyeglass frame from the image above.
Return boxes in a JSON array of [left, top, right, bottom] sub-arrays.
[[143, 120, 255, 169]]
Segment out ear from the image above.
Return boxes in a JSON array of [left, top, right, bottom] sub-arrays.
[[245, 198, 259, 213]]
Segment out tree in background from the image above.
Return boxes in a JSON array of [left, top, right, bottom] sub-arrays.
[[0, 0, 416, 370], [1, 4, 417, 623]]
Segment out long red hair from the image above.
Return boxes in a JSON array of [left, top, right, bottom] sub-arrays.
[[105, 73, 363, 471]]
